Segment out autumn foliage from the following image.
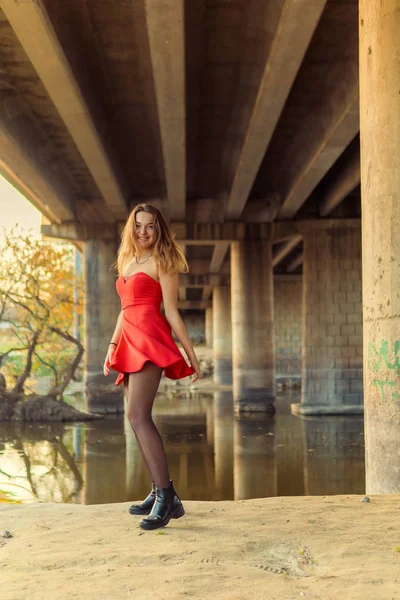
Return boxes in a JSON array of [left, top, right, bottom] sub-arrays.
[[0, 229, 84, 401]]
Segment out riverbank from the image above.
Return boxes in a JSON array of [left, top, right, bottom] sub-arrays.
[[2, 494, 399, 600]]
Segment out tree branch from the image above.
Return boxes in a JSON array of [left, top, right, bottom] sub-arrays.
[[12, 330, 41, 395], [0, 346, 28, 368], [33, 351, 59, 387], [47, 327, 84, 400]]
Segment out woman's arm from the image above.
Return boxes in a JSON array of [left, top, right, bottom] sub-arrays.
[[103, 310, 123, 376], [159, 271, 200, 381], [110, 310, 123, 345]]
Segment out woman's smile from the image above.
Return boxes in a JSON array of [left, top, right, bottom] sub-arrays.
[[134, 211, 156, 247]]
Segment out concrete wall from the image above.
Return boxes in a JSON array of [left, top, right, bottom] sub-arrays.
[[274, 275, 302, 379], [300, 222, 363, 412]]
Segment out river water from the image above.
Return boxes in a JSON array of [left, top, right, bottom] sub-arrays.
[[0, 390, 365, 505]]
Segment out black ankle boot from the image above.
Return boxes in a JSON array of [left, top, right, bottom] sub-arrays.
[[139, 481, 185, 530], [128, 483, 156, 515]]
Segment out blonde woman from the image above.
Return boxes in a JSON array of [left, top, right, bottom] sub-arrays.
[[104, 204, 200, 530]]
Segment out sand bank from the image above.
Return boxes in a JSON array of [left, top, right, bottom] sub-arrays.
[[1, 495, 399, 600]]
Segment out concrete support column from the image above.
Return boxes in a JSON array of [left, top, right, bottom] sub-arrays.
[[83, 238, 123, 414], [212, 287, 232, 384], [205, 306, 213, 348], [360, 2, 400, 493], [231, 235, 275, 413], [292, 221, 363, 416]]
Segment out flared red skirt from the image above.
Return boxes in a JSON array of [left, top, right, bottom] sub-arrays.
[[109, 306, 194, 386]]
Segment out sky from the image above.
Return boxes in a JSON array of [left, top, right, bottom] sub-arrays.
[[0, 175, 42, 237]]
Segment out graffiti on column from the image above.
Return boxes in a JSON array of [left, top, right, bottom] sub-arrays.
[[368, 340, 400, 405]]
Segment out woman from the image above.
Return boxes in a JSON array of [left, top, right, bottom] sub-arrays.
[[103, 203, 200, 530]]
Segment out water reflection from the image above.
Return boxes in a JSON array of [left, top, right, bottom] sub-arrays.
[[0, 423, 84, 503], [234, 416, 276, 500], [214, 391, 234, 500], [301, 416, 365, 495], [84, 418, 127, 504], [276, 403, 305, 496], [0, 391, 365, 504]]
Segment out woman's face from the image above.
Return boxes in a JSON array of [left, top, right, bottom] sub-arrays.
[[134, 211, 156, 251]]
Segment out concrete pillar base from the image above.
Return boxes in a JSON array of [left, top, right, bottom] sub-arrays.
[[291, 403, 364, 416], [86, 372, 123, 414], [365, 419, 400, 494], [234, 394, 276, 415], [214, 359, 233, 385]]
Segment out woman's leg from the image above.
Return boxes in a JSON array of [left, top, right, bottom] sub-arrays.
[[125, 362, 170, 489], [124, 374, 153, 480]]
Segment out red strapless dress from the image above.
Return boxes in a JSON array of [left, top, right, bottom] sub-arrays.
[[110, 272, 194, 386]]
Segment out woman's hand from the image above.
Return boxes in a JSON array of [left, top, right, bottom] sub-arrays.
[[103, 345, 116, 376], [190, 356, 201, 383]]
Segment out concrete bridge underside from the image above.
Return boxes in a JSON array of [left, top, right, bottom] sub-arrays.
[[0, 0, 399, 492]]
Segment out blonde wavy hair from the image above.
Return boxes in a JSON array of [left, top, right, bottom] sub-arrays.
[[116, 203, 189, 276]]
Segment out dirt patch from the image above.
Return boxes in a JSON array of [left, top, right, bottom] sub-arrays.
[[1, 495, 400, 600]]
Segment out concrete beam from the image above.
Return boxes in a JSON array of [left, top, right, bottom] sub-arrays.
[[278, 83, 359, 220], [0, 127, 74, 224], [178, 221, 302, 245], [274, 274, 302, 282], [272, 235, 302, 268], [172, 222, 271, 244], [179, 274, 229, 288], [319, 147, 360, 217], [177, 300, 211, 310], [202, 286, 213, 301], [43, 219, 360, 244], [241, 195, 281, 222], [209, 243, 230, 273], [145, 0, 186, 220], [224, 0, 327, 219], [190, 260, 223, 276], [286, 253, 304, 273], [1, 0, 128, 221], [296, 218, 361, 233], [271, 221, 301, 243], [41, 223, 119, 242]]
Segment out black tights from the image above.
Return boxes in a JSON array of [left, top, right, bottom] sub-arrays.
[[124, 362, 170, 489]]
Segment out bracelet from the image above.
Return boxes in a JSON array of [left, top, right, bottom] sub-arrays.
[[109, 342, 117, 346]]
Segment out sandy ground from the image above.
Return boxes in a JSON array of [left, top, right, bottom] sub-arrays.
[[1, 495, 400, 600]]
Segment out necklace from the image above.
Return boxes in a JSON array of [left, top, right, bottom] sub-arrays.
[[135, 252, 153, 265]]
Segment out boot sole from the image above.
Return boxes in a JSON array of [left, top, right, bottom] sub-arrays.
[[129, 508, 152, 516], [139, 505, 185, 530]]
